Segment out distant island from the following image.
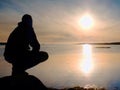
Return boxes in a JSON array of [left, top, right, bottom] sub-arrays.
[[76, 42, 120, 45]]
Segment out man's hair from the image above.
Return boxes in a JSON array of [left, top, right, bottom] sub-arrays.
[[22, 14, 32, 22]]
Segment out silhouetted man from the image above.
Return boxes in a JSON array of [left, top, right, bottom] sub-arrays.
[[4, 14, 48, 76]]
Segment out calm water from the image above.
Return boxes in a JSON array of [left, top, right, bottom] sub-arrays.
[[0, 44, 120, 89]]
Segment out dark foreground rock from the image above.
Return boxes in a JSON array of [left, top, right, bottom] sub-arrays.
[[0, 75, 47, 90]]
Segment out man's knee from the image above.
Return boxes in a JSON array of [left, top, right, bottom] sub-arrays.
[[40, 51, 49, 60]]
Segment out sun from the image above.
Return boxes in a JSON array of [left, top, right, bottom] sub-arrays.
[[79, 14, 94, 30]]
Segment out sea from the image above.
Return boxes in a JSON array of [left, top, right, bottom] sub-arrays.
[[0, 44, 120, 89]]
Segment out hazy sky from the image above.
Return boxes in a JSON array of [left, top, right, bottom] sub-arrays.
[[0, 0, 120, 43]]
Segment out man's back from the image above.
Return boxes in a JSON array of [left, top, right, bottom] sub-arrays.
[[4, 23, 28, 55]]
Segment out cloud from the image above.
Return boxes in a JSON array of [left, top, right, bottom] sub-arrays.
[[1, 0, 120, 43]]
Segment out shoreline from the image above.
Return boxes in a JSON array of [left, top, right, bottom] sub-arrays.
[[1, 42, 120, 46]]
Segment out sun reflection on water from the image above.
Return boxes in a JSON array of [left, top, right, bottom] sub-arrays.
[[80, 44, 94, 74]]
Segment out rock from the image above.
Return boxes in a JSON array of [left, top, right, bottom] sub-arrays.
[[0, 75, 47, 90]]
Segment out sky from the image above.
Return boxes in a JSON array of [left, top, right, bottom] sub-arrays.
[[0, 0, 120, 44]]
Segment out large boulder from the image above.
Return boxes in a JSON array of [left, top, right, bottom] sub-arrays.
[[0, 75, 47, 90]]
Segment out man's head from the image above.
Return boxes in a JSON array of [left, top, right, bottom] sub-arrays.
[[22, 14, 33, 26]]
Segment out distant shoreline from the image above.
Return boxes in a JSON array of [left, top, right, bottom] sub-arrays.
[[1, 42, 120, 45], [0, 42, 6, 45], [76, 42, 120, 45]]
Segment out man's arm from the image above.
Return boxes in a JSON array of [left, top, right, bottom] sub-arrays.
[[28, 28, 40, 51]]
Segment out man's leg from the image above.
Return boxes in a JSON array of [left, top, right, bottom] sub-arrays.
[[22, 51, 49, 70], [11, 51, 48, 75], [12, 61, 28, 76]]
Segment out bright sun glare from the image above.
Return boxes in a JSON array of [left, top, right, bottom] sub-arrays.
[[79, 14, 94, 30], [80, 44, 94, 74]]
